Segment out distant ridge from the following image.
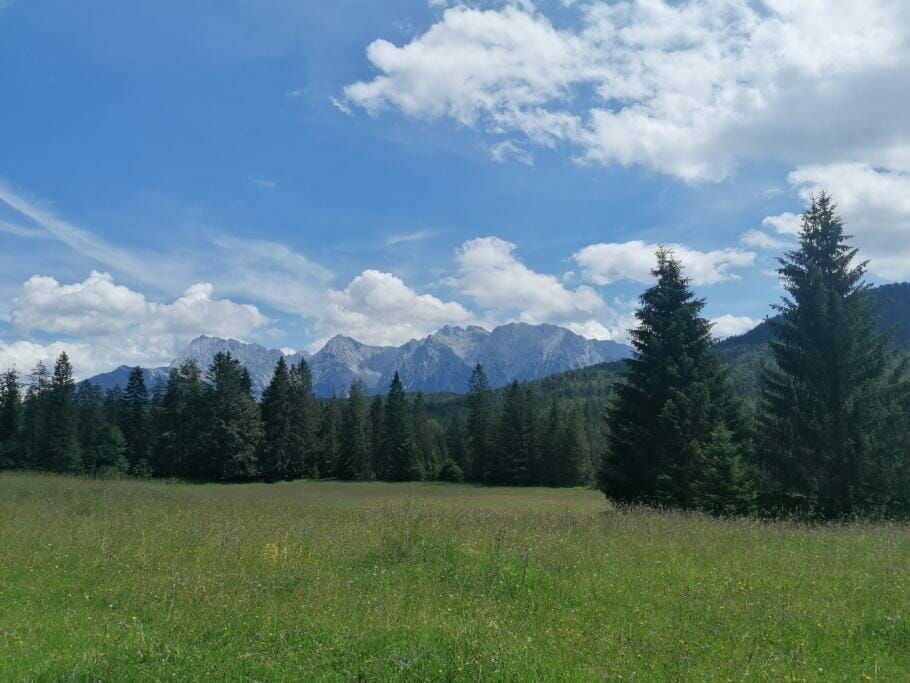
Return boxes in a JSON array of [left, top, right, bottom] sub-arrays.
[[85, 323, 633, 397]]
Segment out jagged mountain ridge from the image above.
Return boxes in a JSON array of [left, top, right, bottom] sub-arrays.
[[86, 323, 633, 397]]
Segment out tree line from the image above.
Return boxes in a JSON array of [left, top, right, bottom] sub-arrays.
[[1, 194, 909, 518], [0, 345, 592, 487]]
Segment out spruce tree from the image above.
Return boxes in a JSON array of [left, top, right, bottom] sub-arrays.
[[336, 379, 370, 480], [121, 367, 151, 475], [368, 395, 385, 478], [494, 381, 533, 485], [466, 363, 496, 482], [540, 400, 562, 487], [759, 193, 906, 517], [601, 249, 746, 509], [559, 407, 591, 487], [381, 372, 421, 481], [201, 352, 263, 481], [0, 369, 22, 468], [288, 359, 319, 478], [315, 399, 342, 478], [152, 361, 204, 478], [259, 357, 294, 481], [44, 352, 82, 473], [22, 362, 51, 470]]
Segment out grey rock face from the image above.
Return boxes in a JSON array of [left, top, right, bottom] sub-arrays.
[[87, 325, 633, 397]]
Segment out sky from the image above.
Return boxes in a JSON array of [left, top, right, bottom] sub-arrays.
[[2, 0, 910, 378]]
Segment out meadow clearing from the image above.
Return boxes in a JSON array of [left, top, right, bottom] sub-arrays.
[[0, 473, 907, 681]]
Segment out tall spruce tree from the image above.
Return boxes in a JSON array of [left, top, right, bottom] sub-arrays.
[[494, 381, 533, 485], [336, 379, 370, 480], [368, 395, 385, 478], [0, 369, 23, 468], [466, 363, 496, 482], [44, 352, 82, 473], [381, 372, 421, 481], [201, 352, 263, 481], [559, 407, 591, 487], [22, 362, 51, 470], [759, 193, 907, 517], [601, 249, 748, 510], [259, 356, 294, 481], [121, 367, 151, 475], [288, 359, 319, 478], [152, 361, 204, 478]]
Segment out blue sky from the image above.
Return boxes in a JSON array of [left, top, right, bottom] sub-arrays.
[[2, 0, 909, 377]]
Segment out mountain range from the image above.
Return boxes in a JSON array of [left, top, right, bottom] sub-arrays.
[[86, 323, 632, 397]]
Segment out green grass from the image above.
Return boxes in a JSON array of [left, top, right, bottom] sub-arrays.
[[1, 473, 907, 681]]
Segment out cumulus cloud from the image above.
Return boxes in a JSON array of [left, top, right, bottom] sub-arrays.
[[341, 1, 910, 182], [3, 272, 269, 378], [764, 163, 910, 280], [318, 269, 475, 348], [573, 240, 755, 285], [450, 236, 631, 340], [740, 229, 791, 250], [710, 313, 759, 339]]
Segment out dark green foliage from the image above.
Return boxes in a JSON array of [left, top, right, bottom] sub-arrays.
[[259, 357, 294, 481], [315, 399, 342, 479], [0, 369, 23, 468], [336, 380, 370, 480], [438, 457, 464, 482], [493, 382, 533, 485], [558, 407, 591, 487], [151, 361, 205, 478], [44, 353, 82, 473], [288, 360, 319, 479], [759, 193, 909, 517], [368, 395, 385, 477], [121, 367, 151, 475], [200, 353, 263, 481], [601, 249, 747, 510], [466, 363, 496, 482], [381, 372, 421, 481]]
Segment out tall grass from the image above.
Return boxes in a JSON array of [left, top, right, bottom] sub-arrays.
[[1, 472, 907, 680]]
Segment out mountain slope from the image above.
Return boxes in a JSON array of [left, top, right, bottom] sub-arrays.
[[85, 324, 633, 397]]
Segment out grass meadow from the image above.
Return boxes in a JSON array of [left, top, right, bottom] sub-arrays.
[[0, 473, 908, 681]]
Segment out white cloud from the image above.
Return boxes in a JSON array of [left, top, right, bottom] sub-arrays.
[[342, 1, 910, 182], [764, 163, 910, 280], [0, 220, 47, 240], [740, 229, 791, 250], [385, 229, 436, 246], [761, 212, 801, 236], [318, 269, 475, 348], [4, 272, 269, 378], [249, 177, 277, 189], [451, 236, 630, 340], [490, 140, 534, 165], [455, 236, 607, 321], [710, 313, 759, 339], [573, 240, 755, 285]]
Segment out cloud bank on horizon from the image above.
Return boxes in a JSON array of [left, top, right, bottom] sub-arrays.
[[1, 0, 908, 377]]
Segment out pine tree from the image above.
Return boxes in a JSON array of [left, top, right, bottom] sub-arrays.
[[601, 248, 746, 509], [44, 352, 82, 473], [494, 381, 533, 485], [0, 369, 23, 468], [201, 352, 263, 481], [259, 357, 294, 481], [336, 379, 370, 480], [466, 363, 496, 482], [152, 361, 204, 478], [315, 399, 342, 478], [759, 193, 906, 517], [22, 362, 51, 470], [559, 407, 591, 487], [381, 372, 421, 481], [539, 400, 563, 487], [75, 382, 104, 473], [288, 359, 319, 478], [121, 367, 151, 475], [368, 395, 385, 478]]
